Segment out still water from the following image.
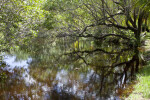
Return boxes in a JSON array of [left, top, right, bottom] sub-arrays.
[[0, 38, 140, 100]]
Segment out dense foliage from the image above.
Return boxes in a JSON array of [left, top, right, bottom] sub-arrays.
[[0, 0, 150, 51], [0, 0, 150, 99], [0, 0, 52, 51]]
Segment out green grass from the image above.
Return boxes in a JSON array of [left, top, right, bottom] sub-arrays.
[[126, 62, 150, 100]]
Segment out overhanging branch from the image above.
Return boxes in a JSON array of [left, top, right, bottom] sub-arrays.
[[57, 33, 130, 40]]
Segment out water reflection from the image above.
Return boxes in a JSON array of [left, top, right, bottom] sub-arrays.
[[0, 38, 141, 100]]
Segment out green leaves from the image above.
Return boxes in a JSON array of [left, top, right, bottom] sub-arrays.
[[136, 0, 150, 10], [0, 0, 53, 51]]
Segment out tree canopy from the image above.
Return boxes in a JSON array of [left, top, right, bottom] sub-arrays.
[[0, 0, 150, 51]]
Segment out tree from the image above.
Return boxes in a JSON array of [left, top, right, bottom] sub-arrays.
[[44, 0, 150, 47], [0, 0, 49, 50]]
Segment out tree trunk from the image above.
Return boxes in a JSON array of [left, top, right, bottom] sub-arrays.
[[134, 31, 141, 47], [135, 11, 144, 47]]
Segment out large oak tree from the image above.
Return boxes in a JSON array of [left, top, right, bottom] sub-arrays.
[[45, 0, 150, 47]]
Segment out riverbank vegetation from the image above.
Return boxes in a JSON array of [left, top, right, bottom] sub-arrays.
[[0, 0, 150, 99], [126, 61, 150, 99], [0, 0, 150, 48]]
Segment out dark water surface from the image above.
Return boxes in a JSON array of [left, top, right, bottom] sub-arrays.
[[0, 38, 140, 100]]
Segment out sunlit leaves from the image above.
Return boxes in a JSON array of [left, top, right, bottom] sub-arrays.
[[0, 0, 53, 51]]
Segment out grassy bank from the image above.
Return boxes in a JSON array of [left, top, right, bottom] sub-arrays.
[[126, 61, 150, 100]]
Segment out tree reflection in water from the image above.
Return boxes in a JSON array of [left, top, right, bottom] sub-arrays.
[[0, 38, 141, 100]]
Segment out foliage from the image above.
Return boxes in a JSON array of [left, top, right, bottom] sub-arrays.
[[0, 0, 54, 51], [137, 0, 150, 10], [126, 61, 150, 99], [42, 0, 150, 47], [1, 0, 150, 51]]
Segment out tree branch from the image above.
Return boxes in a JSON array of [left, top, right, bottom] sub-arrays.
[[57, 33, 130, 40], [64, 48, 130, 56]]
